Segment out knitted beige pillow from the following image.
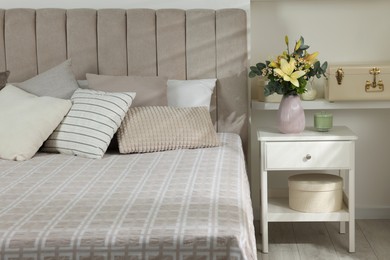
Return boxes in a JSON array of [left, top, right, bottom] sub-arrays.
[[118, 106, 220, 153]]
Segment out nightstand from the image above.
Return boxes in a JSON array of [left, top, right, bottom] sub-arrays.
[[258, 126, 358, 253]]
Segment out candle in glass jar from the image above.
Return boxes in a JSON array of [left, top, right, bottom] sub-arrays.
[[314, 112, 333, 131]]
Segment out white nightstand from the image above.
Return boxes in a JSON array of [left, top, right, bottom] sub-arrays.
[[258, 126, 358, 253]]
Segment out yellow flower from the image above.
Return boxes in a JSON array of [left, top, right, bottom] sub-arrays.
[[304, 52, 319, 64], [269, 61, 279, 68], [274, 58, 306, 87]]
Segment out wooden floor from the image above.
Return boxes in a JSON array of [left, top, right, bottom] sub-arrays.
[[256, 220, 390, 260]]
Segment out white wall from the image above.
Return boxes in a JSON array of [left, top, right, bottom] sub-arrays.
[[250, 0, 390, 219]]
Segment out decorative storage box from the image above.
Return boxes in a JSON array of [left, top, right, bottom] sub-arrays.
[[326, 65, 390, 101], [288, 173, 343, 213]]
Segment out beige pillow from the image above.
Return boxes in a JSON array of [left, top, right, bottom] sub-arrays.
[[86, 73, 168, 107], [118, 106, 220, 153], [0, 85, 72, 161]]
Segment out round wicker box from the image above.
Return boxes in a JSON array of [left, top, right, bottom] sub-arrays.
[[288, 173, 343, 213]]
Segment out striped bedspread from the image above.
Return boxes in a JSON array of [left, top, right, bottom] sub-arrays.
[[0, 133, 256, 260]]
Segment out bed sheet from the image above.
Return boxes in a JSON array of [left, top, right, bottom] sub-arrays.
[[0, 133, 256, 259]]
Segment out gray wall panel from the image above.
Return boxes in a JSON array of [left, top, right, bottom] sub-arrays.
[[67, 9, 98, 79], [186, 10, 216, 79], [186, 9, 217, 127], [216, 9, 248, 147], [0, 10, 6, 72], [127, 9, 157, 76], [5, 9, 37, 82], [98, 9, 127, 76], [156, 9, 186, 79], [36, 9, 67, 73]]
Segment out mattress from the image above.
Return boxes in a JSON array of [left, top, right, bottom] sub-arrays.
[[0, 133, 256, 260]]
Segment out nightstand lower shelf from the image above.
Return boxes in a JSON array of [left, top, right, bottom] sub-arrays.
[[268, 198, 350, 222]]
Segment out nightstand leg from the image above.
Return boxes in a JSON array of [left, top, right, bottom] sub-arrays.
[[349, 168, 355, 252], [261, 170, 268, 253], [349, 219, 355, 252], [339, 170, 346, 234], [340, 222, 346, 234]]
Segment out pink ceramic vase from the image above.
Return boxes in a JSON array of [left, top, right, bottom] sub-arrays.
[[277, 95, 305, 134]]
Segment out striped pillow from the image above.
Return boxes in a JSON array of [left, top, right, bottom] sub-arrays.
[[42, 88, 135, 158]]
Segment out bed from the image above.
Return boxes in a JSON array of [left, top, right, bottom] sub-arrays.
[[0, 8, 255, 259]]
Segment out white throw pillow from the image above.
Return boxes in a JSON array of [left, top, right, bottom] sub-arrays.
[[167, 79, 216, 110], [0, 85, 72, 161], [42, 88, 136, 159]]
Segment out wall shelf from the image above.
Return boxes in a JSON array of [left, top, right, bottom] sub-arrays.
[[252, 99, 390, 111]]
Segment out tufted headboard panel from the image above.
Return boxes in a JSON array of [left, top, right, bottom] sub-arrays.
[[0, 8, 248, 150]]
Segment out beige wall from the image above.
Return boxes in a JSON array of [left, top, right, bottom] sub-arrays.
[[250, 0, 390, 219]]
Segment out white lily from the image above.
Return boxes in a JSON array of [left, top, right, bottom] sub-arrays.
[[274, 58, 306, 87]]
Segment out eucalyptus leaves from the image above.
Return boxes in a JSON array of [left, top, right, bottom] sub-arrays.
[[249, 36, 328, 96]]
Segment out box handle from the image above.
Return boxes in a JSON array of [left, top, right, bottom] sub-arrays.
[[335, 68, 344, 85], [365, 67, 384, 92]]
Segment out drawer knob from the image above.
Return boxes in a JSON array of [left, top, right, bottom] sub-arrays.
[[305, 154, 312, 160]]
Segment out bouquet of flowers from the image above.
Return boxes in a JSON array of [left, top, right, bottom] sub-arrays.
[[249, 36, 328, 96]]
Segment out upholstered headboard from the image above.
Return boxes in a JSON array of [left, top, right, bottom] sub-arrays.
[[0, 8, 248, 149]]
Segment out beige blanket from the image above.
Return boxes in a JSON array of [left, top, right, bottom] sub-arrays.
[[0, 133, 256, 259]]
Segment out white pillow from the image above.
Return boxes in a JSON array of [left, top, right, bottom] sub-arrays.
[[42, 88, 136, 159], [0, 85, 72, 161], [167, 79, 216, 110]]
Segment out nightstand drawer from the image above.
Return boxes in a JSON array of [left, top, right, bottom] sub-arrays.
[[265, 141, 352, 170]]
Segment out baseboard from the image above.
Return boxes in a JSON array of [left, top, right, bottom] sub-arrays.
[[356, 207, 390, 219]]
